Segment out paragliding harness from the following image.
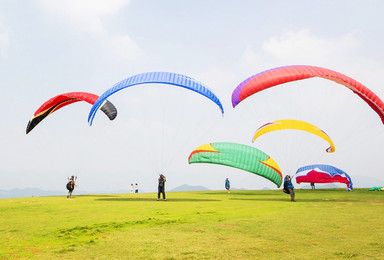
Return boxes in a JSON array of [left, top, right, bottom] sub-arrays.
[[158, 175, 166, 189], [283, 180, 290, 194], [66, 176, 77, 192]]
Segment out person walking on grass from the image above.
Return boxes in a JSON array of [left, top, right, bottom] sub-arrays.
[[157, 174, 166, 201], [284, 175, 296, 202], [66, 175, 77, 199], [310, 182, 315, 190], [130, 183, 134, 193], [225, 178, 231, 193], [135, 183, 139, 193]]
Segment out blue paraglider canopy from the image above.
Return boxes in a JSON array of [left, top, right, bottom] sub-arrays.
[[295, 164, 353, 190], [88, 72, 224, 125]]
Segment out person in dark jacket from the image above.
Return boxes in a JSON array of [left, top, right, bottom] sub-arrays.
[[225, 178, 230, 193], [66, 175, 77, 199], [284, 175, 295, 202], [157, 174, 166, 201]]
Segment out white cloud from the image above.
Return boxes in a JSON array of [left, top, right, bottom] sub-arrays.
[[37, 0, 130, 35], [240, 29, 361, 70], [263, 29, 359, 64], [36, 0, 145, 61], [239, 45, 260, 70]]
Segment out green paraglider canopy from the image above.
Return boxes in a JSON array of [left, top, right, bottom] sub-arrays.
[[368, 186, 383, 191], [188, 142, 283, 187]]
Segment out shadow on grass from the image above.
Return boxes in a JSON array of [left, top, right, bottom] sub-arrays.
[[296, 189, 350, 192], [95, 198, 221, 202], [199, 192, 228, 195], [74, 194, 122, 198], [231, 192, 279, 196], [229, 197, 361, 203], [200, 191, 279, 196]]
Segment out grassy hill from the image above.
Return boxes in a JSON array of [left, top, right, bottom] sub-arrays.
[[1, 189, 383, 259]]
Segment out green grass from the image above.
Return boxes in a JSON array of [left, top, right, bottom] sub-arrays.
[[1, 189, 383, 259]]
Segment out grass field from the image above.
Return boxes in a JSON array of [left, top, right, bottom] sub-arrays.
[[1, 189, 383, 259]]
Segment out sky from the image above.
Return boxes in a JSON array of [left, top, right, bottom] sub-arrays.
[[1, 0, 384, 194]]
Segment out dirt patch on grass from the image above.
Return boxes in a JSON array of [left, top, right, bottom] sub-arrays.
[[218, 223, 238, 229]]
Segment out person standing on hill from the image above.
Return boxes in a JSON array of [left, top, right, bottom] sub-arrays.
[[130, 184, 134, 193], [284, 175, 295, 202], [135, 183, 139, 193], [157, 174, 166, 201], [225, 178, 231, 193], [66, 175, 77, 199]]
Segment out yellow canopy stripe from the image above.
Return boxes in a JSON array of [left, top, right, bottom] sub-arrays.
[[252, 119, 335, 153]]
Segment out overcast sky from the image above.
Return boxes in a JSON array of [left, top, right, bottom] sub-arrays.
[[1, 0, 383, 193]]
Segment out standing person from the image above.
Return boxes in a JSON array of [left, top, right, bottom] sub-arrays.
[[130, 184, 134, 193], [284, 175, 295, 202], [135, 183, 139, 193], [225, 178, 230, 193], [66, 175, 77, 199], [157, 174, 166, 201], [310, 182, 315, 190]]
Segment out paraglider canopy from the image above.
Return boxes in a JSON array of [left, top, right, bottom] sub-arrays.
[[26, 92, 117, 134], [253, 119, 336, 153], [88, 72, 224, 126], [295, 164, 353, 190], [189, 142, 283, 187], [232, 65, 384, 125]]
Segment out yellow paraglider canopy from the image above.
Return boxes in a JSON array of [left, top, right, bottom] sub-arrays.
[[252, 119, 335, 153]]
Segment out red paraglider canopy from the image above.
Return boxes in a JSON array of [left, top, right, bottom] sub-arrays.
[[26, 92, 117, 134], [232, 65, 384, 124]]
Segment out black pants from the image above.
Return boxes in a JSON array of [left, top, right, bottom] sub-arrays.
[[158, 187, 165, 199]]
